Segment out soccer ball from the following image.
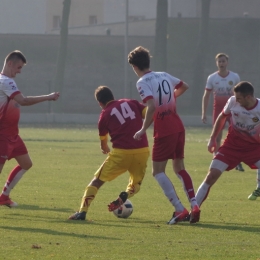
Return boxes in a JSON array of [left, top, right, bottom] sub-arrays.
[[113, 199, 133, 218]]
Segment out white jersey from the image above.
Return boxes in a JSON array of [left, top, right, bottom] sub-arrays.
[[223, 96, 260, 144], [136, 71, 184, 138], [0, 74, 21, 138], [206, 71, 240, 110]]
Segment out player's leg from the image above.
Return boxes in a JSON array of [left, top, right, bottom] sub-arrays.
[[69, 177, 104, 220], [153, 159, 188, 224], [107, 152, 135, 211], [236, 162, 245, 172], [248, 166, 260, 200], [196, 159, 227, 207], [126, 151, 149, 198], [0, 154, 32, 207], [153, 134, 189, 224], [173, 158, 200, 223]]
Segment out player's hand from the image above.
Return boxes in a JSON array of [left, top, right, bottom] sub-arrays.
[[133, 129, 145, 140], [207, 137, 217, 153], [202, 115, 207, 124], [49, 92, 60, 101], [101, 145, 110, 154]]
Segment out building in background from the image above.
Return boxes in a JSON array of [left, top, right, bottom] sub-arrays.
[[0, 0, 259, 35]]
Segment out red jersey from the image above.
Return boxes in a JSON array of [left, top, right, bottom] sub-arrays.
[[98, 99, 148, 149], [0, 74, 21, 140], [136, 71, 185, 138]]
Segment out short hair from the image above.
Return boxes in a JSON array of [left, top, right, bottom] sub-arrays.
[[233, 81, 254, 97], [128, 46, 151, 71], [5, 50, 27, 64], [95, 86, 114, 105], [215, 53, 229, 61]]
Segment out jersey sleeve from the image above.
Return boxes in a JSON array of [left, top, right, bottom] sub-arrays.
[[2, 79, 20, 97], [98, 111, 109, 139], [205, 74, 213, 91], [136, 81, 153, 103], [222, 96, 235, 116]]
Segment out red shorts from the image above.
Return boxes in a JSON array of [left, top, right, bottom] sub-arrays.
[[215, 141, 260, 170], [0, 135, 28, 164], [152, 132, 185, 162]]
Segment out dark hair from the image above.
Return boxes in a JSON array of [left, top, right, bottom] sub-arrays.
[[5, 50, 27, 64], [128, 46, 151, 71], [233, 81, 254, 97], [95, 86, 114, 105]]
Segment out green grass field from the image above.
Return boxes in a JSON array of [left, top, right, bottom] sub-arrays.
[[0, 126, 259, 260]]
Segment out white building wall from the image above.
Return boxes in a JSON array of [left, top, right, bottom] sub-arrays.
[[103, 0, 157, 24], [0, 0, 46, 34]]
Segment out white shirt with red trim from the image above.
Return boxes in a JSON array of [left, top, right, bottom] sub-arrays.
[[136, 71, 184, 138], [223, 96, 260, 146], [0, 74, 21, 138], [206, 71, 240, 111]]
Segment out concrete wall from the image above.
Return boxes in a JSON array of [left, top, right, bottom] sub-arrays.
[[1, 18, 259, 119]]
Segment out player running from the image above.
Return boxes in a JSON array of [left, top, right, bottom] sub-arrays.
[[196, 81, 260, 211], [0, 50, 60, 207]]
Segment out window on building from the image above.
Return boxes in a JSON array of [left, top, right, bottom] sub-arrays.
[[89, 15, 97, 25], [53, 16, 61, 29]]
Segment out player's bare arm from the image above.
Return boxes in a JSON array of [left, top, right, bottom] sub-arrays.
[[13, 92, 60, 106], [134, 98, 155, 140], [174, 82, 189, 98], [202, 90, 211, 124], [100, 138, 110, 154], [208, 113, 227, 153]]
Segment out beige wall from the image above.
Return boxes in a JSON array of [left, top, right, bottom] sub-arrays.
[[46, 0, 104, 33], [198, 0, 260, 18]]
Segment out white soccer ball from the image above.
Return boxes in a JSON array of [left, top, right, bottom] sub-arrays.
[[113, 199, 133, 218]]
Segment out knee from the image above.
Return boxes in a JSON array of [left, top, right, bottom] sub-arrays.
[[23, 161, 33, 170]]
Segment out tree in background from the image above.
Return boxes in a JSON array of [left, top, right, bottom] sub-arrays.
[[192, 0, 211, 108], [53, 0, 71, 112], [154, 0, 168, 71]]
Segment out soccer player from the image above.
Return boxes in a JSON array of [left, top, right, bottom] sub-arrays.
[[0, 50, 60, 207], [128, 46, 200, 224], [201, 53, 244, 171], [69, 86, 149, 220], [196, 81, 260, 211]]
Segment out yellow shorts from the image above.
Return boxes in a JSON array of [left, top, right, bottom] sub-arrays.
[[94, 147, 150, 185]]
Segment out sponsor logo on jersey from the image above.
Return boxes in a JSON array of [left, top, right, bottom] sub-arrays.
[[156, 109, 172, 120], [228, 81, 233, 86], [9, 81, 13, 85], [0, 155, 8, 159], [234, 112, 239, 117], [11, 85, 16, 90], [252, 117, 259, 123]]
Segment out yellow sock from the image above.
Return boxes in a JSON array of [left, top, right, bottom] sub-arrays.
[[79, 186, 98, 213]]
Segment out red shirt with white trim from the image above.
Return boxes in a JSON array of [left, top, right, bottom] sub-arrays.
[[136, 71, 184, 138], [98, 99, 148, 149]]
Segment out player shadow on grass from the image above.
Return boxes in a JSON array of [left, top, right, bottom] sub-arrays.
[[17, 204, 72, 212], [0, 225, 120, 240], [185, 222, 260, 233]]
